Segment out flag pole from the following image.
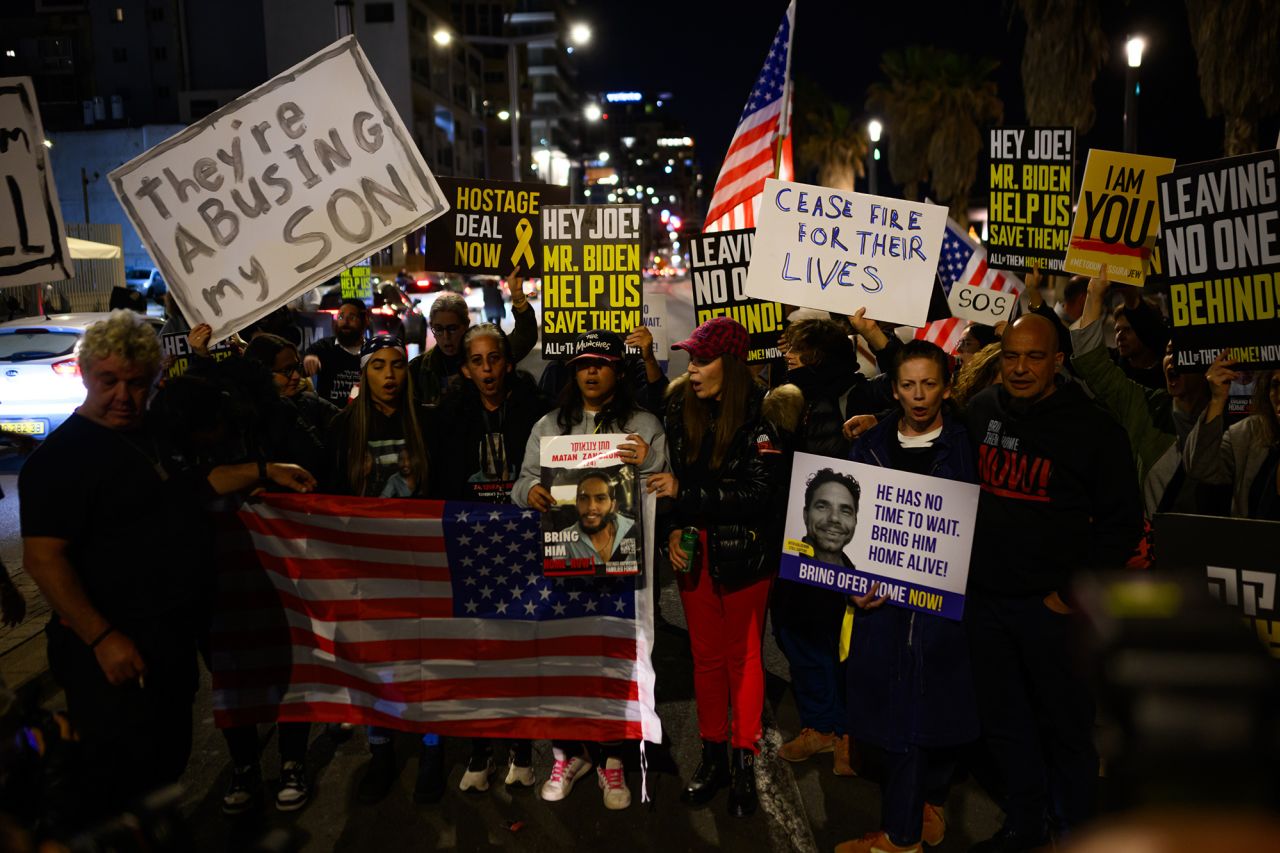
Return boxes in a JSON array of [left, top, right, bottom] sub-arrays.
[[774, 0, 796, 179]]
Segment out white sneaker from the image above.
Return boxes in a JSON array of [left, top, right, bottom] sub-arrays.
[[505, 759, 536, 787], [459, 757, 494, 792], [539, 750, 592, 802], [597, 758, 631, 810]]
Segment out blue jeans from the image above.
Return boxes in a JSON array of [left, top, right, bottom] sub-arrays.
[[774, 620, 846, 735]]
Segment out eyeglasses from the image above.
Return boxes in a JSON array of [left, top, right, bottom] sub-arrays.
[[273, 363, 304, 377], [430, 323, 462, 336]]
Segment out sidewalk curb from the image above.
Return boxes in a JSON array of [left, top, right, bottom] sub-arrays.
[[758, 708, 820, 853]]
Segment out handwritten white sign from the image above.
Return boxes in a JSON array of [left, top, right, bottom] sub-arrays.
[[109, 37, 448, 339], [744, 179, 946, 327], [1, 77, 71, 288]]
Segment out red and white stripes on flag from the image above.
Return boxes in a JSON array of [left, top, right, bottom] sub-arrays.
[[704, 1, 795, 232], [914, 317, 968, 354], [211, 494, 662, 743]]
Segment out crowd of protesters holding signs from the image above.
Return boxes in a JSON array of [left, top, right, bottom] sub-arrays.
[[11, 244, 1279, 849], [4, 31, 1279, 853]]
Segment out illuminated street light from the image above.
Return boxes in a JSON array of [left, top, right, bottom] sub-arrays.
[[867, 119, 882, 143], [584, 103, 602, 122], [433, 29, 452, 46], [866, 119, 882, 194], [1124, 35, 1145, 151], [1126, 36, 1145, 68], [497, 109, 510, 121], [570, 23, 592, 46]]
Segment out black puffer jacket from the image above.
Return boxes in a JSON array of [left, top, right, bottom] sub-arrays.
[[662, 377, 787, 584]]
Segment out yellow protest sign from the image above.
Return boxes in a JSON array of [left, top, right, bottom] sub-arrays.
[[1063, 149, 1175, 285]]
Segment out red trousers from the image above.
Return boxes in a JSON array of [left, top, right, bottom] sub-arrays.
[[677, 543, 773, 751]]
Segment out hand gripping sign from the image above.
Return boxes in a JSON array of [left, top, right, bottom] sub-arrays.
[[109, 37, 448, 341]]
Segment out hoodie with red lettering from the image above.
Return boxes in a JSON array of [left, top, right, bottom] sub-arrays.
[[964, 380, 1142, 597]]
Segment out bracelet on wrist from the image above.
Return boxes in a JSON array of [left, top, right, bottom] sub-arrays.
[[89, 625, 115, 649]]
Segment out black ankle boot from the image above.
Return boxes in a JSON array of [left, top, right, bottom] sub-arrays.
[[681, 739, 729, 806], [356, 741, 397, 804], [727, 748, 757, 817]]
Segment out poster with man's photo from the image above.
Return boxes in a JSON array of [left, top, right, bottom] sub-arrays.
[[539, 434, 641, 577], [778, 452, 979, 620]]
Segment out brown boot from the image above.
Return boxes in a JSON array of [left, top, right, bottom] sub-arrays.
[[832, 734, 860, 776], [776, 727, 838, 762], [921, 803, 945, 847], [833, 831, 921, 853]]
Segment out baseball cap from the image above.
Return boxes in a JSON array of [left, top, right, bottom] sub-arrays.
[[672, 316, 749, 362], [360, 333, 406, 368], [567, 330, 624, 365]]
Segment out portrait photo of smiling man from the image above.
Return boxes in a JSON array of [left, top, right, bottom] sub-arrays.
[[801, 468, 861, 567]]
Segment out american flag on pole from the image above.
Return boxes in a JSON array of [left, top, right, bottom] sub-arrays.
[[211, 494, 662, 743], [914, 218, 1024, 353], [703, 1, 795, 232]]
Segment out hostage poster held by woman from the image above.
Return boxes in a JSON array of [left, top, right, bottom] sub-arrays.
[[109, 36, 448, 341], [540, 434, 642, 577], [778, 452, 978, 620]]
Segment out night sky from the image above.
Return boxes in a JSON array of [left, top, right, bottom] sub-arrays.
[[577, 0, 1280, 194]]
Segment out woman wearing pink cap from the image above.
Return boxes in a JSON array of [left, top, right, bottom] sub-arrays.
[[648, 316, 788, 817]]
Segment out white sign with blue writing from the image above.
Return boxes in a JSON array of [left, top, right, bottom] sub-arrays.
[[778, 452, 978, 620], [743, 179, 946, 328]]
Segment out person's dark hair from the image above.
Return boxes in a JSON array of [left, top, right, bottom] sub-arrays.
[[803, 468, 861, 513], [339, 297, 368, 316], [576, 470, 618, 502], [1063, 276, 1089, 303], [892, 339, 952, 385], [242, 333, 298, 369], [784, 318, 853, 367], [1111, 301, 1169, 354], [679, 352, 756, 470], [963, 322, 999, 350], [556, 358, 640, 434]]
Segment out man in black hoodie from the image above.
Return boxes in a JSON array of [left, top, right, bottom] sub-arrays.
[[964, 314, 1142, 852]]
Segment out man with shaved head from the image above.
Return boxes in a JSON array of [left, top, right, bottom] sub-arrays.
[[963, 313, 1142, 851]]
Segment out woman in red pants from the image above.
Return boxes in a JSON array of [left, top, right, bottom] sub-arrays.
[[648, 317, 788, 817]]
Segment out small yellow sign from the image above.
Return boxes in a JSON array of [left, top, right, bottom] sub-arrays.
[[1063, 149, 1176, 286], [784, 538, 814, 557]]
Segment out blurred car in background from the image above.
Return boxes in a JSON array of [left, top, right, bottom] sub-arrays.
[[0, 313, 163, 439], [124, 267, 168, 302]]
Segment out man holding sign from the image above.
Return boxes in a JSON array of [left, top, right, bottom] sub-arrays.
[[962, 314, 1142, 850]]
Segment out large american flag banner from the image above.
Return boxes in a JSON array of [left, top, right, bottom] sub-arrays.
[[703, 1, 795, 232], [211, 494, 662, 743], [915, 219, 1024, 353]]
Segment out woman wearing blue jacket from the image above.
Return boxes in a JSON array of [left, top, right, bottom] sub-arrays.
[[837, 339, 979, 853]]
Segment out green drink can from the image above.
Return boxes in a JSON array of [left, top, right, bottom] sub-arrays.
[[677, 527, 700, 572]]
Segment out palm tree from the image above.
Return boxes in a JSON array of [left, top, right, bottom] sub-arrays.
[[1016, 0, 1108, 134], [793, 78, 868, 191], [1185, 0, 1280, 156], [866, 47, 1003, 218]]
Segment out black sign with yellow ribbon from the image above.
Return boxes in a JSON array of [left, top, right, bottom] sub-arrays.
[[422, 177, 570, 276]]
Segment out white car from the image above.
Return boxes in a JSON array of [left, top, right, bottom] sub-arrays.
[[0, 313, 163, 440]]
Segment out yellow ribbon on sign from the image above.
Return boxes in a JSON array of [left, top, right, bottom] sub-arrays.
[[510, 218, 535, 270], [838, 603, 855, 662]]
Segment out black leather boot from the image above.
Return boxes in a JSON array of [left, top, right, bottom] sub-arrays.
[[680, 739, 729, 806], [727, 748, 757, 817], [355, 741, 397, 804]]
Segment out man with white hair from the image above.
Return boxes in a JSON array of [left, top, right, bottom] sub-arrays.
[[19, 310, 316, 825]]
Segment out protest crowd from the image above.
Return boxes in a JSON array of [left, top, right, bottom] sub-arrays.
[[3, 10, 1279, 853], [6, 252, 1278, 851]]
